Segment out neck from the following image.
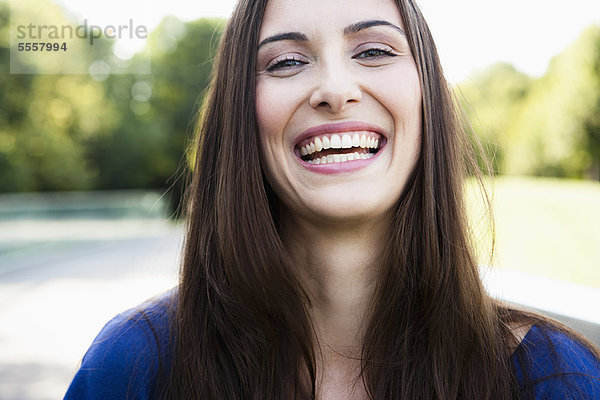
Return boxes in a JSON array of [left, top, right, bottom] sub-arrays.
[[283, 214, 387, 357]]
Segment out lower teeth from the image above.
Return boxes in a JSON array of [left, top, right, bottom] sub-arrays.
[[306, 152, 375, 164]]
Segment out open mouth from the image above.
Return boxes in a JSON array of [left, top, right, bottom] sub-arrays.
[[296, 132, 384, 164]]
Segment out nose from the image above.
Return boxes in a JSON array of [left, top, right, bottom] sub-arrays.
[[308, 61, 362, 113]]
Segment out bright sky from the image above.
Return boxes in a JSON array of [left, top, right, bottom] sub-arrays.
[[55, 0, 600, 83]]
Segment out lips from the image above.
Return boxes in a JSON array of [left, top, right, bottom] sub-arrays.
[[294, 122, 387, 165]]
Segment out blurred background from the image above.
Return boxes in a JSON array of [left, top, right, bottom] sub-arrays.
[[0, 0, 599, 399]]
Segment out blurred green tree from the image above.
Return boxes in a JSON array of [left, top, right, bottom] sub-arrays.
[[459, 24, 600, 180], [505, 25, 600, 178], [0, 3, 224, 205], [0, 0, 120, 192], [87, 16, 224, 209], [458, 63, 532, 174]]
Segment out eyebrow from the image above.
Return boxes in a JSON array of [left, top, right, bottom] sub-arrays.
[[258, 32, 308, 49], [257, 19, 405, 50], [343, 19, 406, 36]]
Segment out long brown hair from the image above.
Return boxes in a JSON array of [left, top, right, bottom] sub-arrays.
[[163, 0, 598, 399]]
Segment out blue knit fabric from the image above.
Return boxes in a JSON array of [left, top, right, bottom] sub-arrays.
[[512, 323, 600, 399], [64, 294, 600, 399], [64, 293, 174, 400]]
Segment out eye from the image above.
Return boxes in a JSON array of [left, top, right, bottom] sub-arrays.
[[353, 48, 397, 60], [266, 57, 308, 72]]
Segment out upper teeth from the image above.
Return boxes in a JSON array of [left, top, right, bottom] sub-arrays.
[[299, 132, 380, 156]]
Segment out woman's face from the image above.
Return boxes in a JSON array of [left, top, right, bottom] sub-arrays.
[[256, 0, 422, 225]]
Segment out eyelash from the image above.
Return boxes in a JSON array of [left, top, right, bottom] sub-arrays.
[[265, 47, 397, 72], [353, 48, 397, 60], [266, 57, 307, 72]]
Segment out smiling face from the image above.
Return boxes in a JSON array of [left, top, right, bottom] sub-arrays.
[[256, 0, 422, 226]]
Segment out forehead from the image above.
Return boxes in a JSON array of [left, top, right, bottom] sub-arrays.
[[259, 0, 404, 38]]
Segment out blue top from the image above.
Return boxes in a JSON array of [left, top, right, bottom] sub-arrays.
[[64, 292, 600, 399]]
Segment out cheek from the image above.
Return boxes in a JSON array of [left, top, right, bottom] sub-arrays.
[[363, 63, 422, 122], [388, 68, 421, 116], [386, 72, 422, 140], [255, 81, 296, 191], [373, 66, 422, 168], [255, 80, 292, 141]]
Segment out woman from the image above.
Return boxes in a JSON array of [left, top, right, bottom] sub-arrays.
[[65, 0, 600, 398]]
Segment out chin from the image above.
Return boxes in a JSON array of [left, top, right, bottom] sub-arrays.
[[297, 188, 400, 225]]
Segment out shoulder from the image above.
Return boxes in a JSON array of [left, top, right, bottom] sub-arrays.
[[64, 289, 177, 400], [512, 323, 600, 399]]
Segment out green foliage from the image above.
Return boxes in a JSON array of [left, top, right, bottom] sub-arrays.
[[85, 17, 224, 210], [90, 17, 220, 188], [506, 25, 600, 178], [0, 1, 224, 208], [0, 0, 113, 191], [458, 63, 531, 174], [460, 25, 600, 179]]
